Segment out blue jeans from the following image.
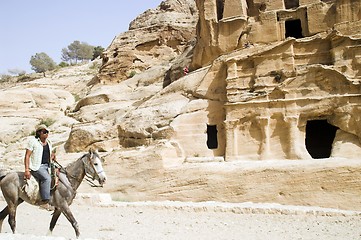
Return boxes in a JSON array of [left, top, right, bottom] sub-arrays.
[[31, 164, 51, 201]]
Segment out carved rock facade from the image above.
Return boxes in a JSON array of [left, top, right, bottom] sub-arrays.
[[186, 0, 361, 161], [53, 0, 361, 208]]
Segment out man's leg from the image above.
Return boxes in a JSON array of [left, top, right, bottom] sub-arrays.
[[31, 164, 51, 201]]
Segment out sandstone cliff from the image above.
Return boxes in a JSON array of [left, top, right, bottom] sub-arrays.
[[1, 0, 361, 211], [96, 0, 198, 84]]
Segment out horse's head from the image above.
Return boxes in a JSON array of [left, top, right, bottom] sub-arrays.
[[82, 148, 107, 186]]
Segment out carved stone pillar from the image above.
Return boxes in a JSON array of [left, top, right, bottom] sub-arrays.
[[285, 116, 310, 159], [257, 116, 272, 159], [224, 120, 238, 161]]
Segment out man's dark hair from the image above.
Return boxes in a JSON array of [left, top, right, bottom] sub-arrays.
[[35, 130, 42, 139]]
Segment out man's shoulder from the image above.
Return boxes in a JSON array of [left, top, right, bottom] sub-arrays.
[[27, 137, 39, 145]]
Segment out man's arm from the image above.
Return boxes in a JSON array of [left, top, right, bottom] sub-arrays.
[[24, 149, 32, 179]]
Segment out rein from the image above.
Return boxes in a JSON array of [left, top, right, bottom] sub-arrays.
[[51, 159, 78, 191], [82, 155, 104, 188], [53, 156, 103, 188]]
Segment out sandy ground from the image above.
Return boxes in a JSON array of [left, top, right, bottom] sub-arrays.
[[0, 195, 360, 240]]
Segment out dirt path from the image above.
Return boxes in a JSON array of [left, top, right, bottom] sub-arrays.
[[0, 195, 360, 240]]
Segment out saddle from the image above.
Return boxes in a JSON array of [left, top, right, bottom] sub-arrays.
[[22, 163, 61, 203], [50, 162, 60, 191], [22, 175, 41, 203]]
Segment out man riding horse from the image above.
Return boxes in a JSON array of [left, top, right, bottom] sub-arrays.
[[0, 125, 107, 238], [24, 124, 56, 211]]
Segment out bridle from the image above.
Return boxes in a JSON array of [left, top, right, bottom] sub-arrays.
[[53, 152, 104, 188], [82, 154, 105, 187]]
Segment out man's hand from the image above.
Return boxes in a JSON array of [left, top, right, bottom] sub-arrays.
[[24, 169, 31, 179]]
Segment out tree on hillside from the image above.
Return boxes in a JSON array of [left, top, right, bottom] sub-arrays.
[[92, 46, 105, 60], [29, 52, 57, 76], [61, 41, 95, 64]]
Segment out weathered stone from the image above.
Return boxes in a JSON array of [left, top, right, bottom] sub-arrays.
[[96, 0, 198, 83], [101, 148, 361, 210], [64, 121, 117, 153]]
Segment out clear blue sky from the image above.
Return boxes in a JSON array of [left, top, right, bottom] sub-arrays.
[[0, 0, 161, 74]]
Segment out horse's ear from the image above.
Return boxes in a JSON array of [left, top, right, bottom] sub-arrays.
[[88, 148, 94, 156]]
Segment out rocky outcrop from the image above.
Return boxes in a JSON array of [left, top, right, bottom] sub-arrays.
[[0, 63, 97, 167], [96, 0, 198, 84], [103, 149, 361, 210]]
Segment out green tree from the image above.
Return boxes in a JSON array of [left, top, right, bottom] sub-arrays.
[[92, 46, 105, 60], [61, 41, 95, 64], [61, 47, 75, 64], [78, 42, 94, 61], [29, 52, 57, 76]]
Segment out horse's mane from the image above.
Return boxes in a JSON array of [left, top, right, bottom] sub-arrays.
[[65, 153, 87, 171], [63, 150, 100, 173]]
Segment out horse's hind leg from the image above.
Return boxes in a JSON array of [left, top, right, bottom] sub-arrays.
[[8, 199, 23, 234], [0, 206, 9, 232], [7, 205, 17, 233], [0, 199, 23, 233], [47, 209, 61, 236]]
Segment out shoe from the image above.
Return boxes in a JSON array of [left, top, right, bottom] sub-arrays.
[[39, 203, 55, 211]]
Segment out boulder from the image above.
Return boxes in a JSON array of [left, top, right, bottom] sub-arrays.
[[64, 121, 117, 153]]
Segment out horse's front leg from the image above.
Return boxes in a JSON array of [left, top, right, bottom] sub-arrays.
[[61, 206, 80, 238], [47, 208, 61, 236]]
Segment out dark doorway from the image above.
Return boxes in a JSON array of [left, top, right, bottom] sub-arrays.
[[216, 0, 225, 21], [284, 0, 299, 9], [207, 125, 218, 149], [285, 19, 303, 38], [305, 120, 338, 159]]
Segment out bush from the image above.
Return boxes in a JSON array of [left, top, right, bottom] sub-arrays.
[[58, 62, 69, 68], [0, 74, 12, 83], [17, 75, 34, 83], [128, 71, 136, 78], [40, 118, 56, 127]]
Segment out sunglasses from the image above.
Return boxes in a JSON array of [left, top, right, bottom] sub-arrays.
[[41, 130, 49, 134]]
